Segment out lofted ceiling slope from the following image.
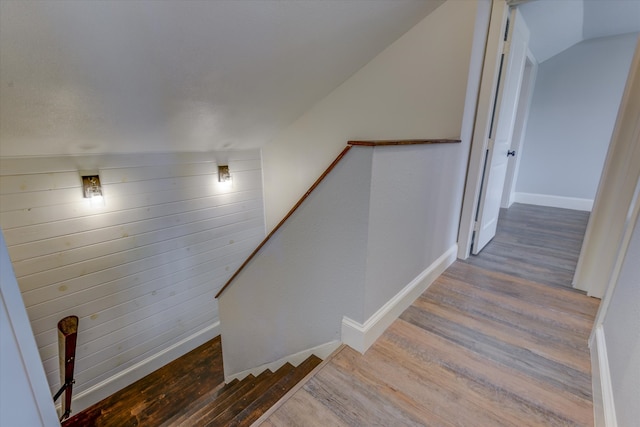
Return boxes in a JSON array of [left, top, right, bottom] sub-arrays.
[[0, 0, 444, 157], [519, 0, 640, 63]]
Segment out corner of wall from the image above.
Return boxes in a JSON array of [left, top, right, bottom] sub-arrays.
[[342, 244, 457, 354]]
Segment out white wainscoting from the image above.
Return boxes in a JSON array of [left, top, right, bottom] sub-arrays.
[[513, 192, 593, 211], [0, 150, 265, 413]]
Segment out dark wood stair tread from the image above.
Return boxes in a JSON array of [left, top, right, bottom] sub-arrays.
[[206, 363, 295, 426], [160, 378, 239, 426], [228, 354, 323, 427], [184, 354, 322, 426], [186, 372, 264, 424]]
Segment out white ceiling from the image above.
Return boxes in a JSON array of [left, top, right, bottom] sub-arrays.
[[519, 0, 640, 63], [0, 0, 444, 157]]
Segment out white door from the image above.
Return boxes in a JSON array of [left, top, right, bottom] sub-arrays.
[[472, 9, 530, 254]]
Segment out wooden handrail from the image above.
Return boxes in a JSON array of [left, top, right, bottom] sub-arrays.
[[348, 139, 460, 146], [215, 145, 353, 298], [215, 138, 460, 298]]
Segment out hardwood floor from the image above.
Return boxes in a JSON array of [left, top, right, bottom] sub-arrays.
[[465, 203, 590, 290], [63, 337, 225, 427], [262, 204, 600, 426]]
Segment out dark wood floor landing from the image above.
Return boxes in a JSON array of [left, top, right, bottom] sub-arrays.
[[63, 336, 225, 427]]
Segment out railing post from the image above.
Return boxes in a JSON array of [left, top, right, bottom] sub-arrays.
[[55, 315, 78, 421]]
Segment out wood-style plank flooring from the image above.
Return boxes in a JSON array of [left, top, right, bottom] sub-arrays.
[[63, 336, 225, 427], [465, 203, 590, 290], [262, 204, 600, 426]]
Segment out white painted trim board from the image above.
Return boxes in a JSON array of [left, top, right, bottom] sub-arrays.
[[0, 232, 60, 427], [514, 192, 593, 211], [66, 322, 220, 415], [342, 244, 457, 354], [591, 325, 618, 427], [224, 340, 341, 383]]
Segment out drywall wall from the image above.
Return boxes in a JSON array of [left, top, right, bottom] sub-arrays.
[[262, 0, 477, 232], [0, 150, 264, 412], [601, 213, 640, 426], [364, 143, 466, 318], [219, 141, 468, 376], [515, 33, 638, 208], [1, 231, 60, 427], [219, 147, 373, 377]]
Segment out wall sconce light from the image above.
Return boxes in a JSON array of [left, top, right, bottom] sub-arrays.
[[218, 165, 231, 183], [81, 173, 104, 207]]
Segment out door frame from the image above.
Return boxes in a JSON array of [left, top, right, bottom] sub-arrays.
[[457, 0, 640, 301], [471, 5, 530, 254], [573, 38, 640, 298], [458, 0, 510, 259]]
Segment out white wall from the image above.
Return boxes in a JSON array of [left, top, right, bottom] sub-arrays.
[[515, 33, 638, 209], [262, 0, 477, 232], [219, 0, 485, 377], [364, 144, 465, 318], [1, 231, 60, 427], [219, 142, 465, 377], [0, 150, 264, 413], [219, 147, 372, 377], [600, 213, 640, 427]]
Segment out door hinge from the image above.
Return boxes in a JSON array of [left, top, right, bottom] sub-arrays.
[[502, 40, 511, 55], [473, 221, 480, 232]]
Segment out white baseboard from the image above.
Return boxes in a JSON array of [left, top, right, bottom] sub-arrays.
[[591, 325, 618, 427], [514, 192, 593, 211], [342, 244, 457, 354], [224, 340, 341, 383], [66, 322, 220, 415]]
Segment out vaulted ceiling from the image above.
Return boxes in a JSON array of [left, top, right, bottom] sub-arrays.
[[519, 0, 640, 63], [0, 0, 444, 156], [2, 0, 637, 157]]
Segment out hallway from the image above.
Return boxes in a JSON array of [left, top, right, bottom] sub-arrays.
[[262, 204, 599, 426]]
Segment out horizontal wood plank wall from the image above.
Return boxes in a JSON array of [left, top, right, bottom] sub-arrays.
[[0, 151, 265, 399]]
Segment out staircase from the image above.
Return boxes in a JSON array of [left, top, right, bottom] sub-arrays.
[[162, 354, 322, 426], [62, 337, 321, 427]]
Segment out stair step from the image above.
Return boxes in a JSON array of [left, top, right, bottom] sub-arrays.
[[206, 363, 296, 426], [167, 354, 322, 426], [187, 371, 270, 425], [228, 354, 323, 427], [160, 378, 239, 426]]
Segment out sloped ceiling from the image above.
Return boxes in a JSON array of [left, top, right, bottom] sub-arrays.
[[0, 0, 444, 156], [520, 0, 640, 63]]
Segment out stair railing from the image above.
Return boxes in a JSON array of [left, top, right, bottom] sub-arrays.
[[215, 139, 459, 298]]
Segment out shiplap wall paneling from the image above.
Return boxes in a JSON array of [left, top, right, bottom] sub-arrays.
[[0, 150, 265, 404]]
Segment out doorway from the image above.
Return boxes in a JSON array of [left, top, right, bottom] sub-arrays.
[[458, 0, 639, 297]]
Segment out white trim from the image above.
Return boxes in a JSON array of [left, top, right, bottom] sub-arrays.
[[513, 192, 593, 211], [0, 232, 60, 427], [224, 340, 341, 383], [573, 36, 640, 297], [68, 322, 220, 415], [457, 0, 509, 259], [342, 244, 457, 354], [592, 326, 618, 427]]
